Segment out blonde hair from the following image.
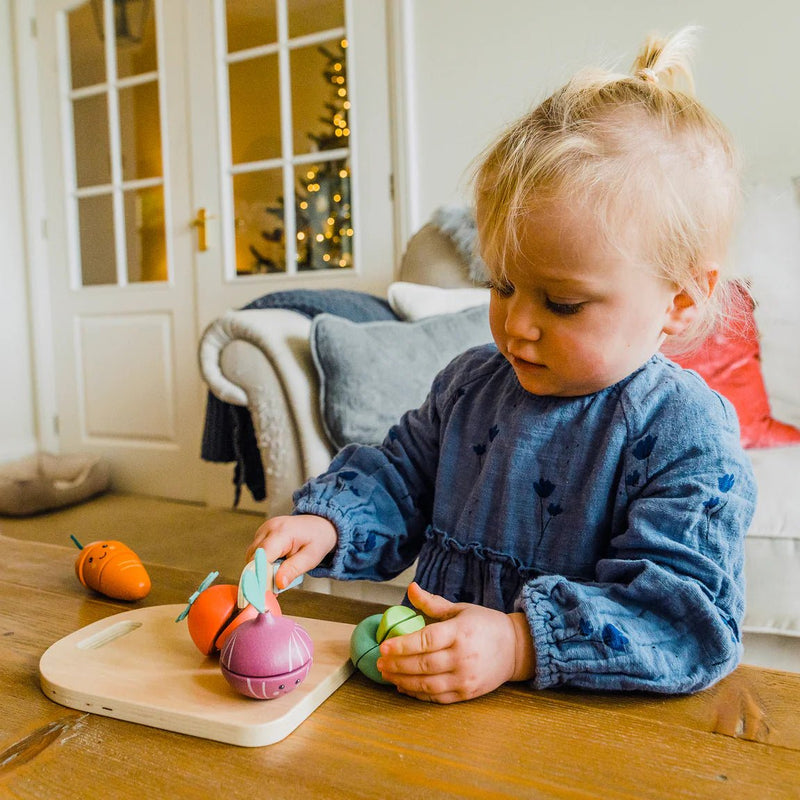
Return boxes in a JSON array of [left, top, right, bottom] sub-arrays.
[[473, 26, 741, 350]]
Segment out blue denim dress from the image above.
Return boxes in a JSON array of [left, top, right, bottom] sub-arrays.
[[295, 346, 756, 693]]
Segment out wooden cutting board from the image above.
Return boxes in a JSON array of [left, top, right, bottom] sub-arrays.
[[39, 604, 355, 747]]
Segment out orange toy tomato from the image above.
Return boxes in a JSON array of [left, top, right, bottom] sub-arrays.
[[73, 539, 151, 601], [186, 583, 239, 656], [178, 575, 281, 656]]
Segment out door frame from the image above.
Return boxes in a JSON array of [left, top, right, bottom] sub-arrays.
[[13, 0, 60, 454]]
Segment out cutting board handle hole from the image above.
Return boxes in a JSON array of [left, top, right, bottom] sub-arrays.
[[77, 621, 142, 650]]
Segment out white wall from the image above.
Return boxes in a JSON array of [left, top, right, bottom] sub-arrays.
[[400, 0, 800, 230], [4, 0, 798, 466], [0, 0, 38, 463]]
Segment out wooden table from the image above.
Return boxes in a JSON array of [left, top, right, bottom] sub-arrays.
[[1, 535, 798, 799]]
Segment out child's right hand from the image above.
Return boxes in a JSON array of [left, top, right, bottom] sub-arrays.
[[246, 514, 338, 591]]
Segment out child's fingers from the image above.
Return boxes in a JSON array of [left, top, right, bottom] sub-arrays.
[[247, 514, 336, 588], [399, 687, 464, 705], [377, 645, 454, 678], [246, 520, 287, 563], [386, 671, 457, 702], [247, 517, 312, 570], [273, 554, 311, 590], [379, 617, 458, 658], [245, 539, 264, 563], [267, 524, 335, 589], [407, 581, 458, 621]]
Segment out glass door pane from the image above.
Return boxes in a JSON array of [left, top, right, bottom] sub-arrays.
[[290, 39, 349, 157], [294, 158, 351, 270], [115, 0, 157, 78], [226, 0, 277, 51], [287, 0, 343, 38], [69, 1, 105, 87], [124, 185, 166, 282], [72, 93, 111, 187], [78, 194, 116, 285], [228, 54, 282, 164], [233, 168, 285, 273], [119, 81, 162, 181]]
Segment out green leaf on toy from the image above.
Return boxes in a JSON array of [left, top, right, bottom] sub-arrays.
[[241, 548, 267, 613], [175, 570, 220, 622]]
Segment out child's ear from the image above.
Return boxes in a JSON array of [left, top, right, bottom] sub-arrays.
[[661, 267, 718, 337]]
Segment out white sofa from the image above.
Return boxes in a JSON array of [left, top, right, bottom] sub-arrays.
[[199, 184, 800, 673]]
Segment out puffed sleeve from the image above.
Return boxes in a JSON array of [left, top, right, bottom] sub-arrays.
[[518, 379, 756, 694], [293, 358, 463, 582]]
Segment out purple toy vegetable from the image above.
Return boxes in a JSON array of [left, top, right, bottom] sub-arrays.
[[219, 548, 313, 699]]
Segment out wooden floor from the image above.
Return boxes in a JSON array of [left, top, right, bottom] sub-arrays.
[[0, 492, 262, 581]]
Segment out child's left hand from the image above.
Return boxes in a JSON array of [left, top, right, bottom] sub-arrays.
[[376, 582, 536, 703]]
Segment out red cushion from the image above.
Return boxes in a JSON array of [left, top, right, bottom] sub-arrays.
[[668, 284, 800, 449]]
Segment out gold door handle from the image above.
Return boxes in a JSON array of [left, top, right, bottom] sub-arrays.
[[191, 208, 216, 252]]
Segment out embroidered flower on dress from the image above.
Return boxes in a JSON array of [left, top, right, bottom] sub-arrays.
[[472, 425, 500, 470], [625, 469, 641, 488], [569, 619, 629, 653], [632, 434, 658, 482], [335, 470, 360, 495], [703, 473, 736, 541], [534, 478, 562, 546], [632, 435, 658, 460], [602, 624, 629, 651]]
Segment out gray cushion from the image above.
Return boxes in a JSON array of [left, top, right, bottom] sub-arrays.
[[310, 305, 492, 449]]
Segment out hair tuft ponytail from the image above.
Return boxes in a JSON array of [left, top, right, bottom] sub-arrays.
[[631, 26, 699, 93]]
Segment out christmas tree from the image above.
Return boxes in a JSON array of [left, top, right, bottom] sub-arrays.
[[250, 39, 352, 272]]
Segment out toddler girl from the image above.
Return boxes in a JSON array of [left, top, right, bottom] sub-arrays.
[[248, 28, 756, 703]]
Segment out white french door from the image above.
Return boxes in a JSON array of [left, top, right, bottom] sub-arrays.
[[33, 0, 394, 503]]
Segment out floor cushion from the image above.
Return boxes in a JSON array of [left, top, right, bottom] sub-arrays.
[[0, 452, 110, 516]]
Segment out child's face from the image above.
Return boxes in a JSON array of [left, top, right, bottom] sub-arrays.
[[485, 199, 690, 397]]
